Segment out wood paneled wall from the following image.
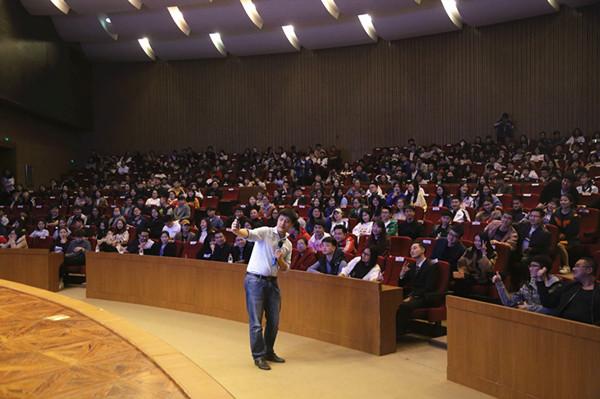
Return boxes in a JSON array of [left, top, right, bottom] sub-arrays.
[[92, 5, 600, 159]]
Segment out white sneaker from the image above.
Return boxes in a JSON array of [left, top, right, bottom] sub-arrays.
[[559, 266, 571, 275]]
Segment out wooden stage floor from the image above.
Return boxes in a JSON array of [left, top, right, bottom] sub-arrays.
[[0, 280, 232, 399]]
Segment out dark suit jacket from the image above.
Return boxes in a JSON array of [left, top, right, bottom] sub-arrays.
[[148, 242, 176, 257], [231, 242, 254, 263], [397, 220, 424, 240], [518, 222, 551, 256], [197, 242, 233, 262], [398, 259, 438, 299]]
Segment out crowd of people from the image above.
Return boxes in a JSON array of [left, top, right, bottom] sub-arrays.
[[1, 128, 599, 327]]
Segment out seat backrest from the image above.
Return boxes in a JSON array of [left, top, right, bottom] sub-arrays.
[[424, 206, 448, 223], [416, 237, 437, 258], [434, 260, 450, 297], [389, 236, 412, 257], [383, 256, 415, 286], [182, 241, 203, 259], [493, 242, 512, 273], [578, 207, 599, 234], [174, 240, 184, 257]]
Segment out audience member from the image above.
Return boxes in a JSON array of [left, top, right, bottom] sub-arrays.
[[307, 237, 347, 275], [291, 238, 318, 271], [339, 247, 382, 282]]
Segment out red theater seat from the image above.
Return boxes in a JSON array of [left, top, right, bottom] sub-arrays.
[[182, 241, 203, 259], [410, 260, 450, 323], [389, 236, 412, 257]]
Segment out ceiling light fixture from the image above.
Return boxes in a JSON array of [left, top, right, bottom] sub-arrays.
[[128, 0, 143, 10], [167, 6, 191, 36], [321, 0, 340, 19], [50, 0, 70, 14], [440, 0, 462, 28], [99, 14, 118, 40], [138, 37, 156, 60], [240, 0, 263, 29], [358, 14, 377, 41], [209, 33, 227, 56], [282, 25, 300, 50]]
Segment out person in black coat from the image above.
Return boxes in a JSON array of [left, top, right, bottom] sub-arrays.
[[540, 175, 580, 205], [231, 235, 254, 263], [514, 208, 552, 287], [197, 230, 232, 262], [431, 227, 466, 272], [148, 232, 177, 257], [396, 206, 424, 240], [537, 258, 600, 325], [396, 242, 440, 335]]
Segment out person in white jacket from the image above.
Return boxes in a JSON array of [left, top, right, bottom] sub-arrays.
[[339, 247, 382, 282]]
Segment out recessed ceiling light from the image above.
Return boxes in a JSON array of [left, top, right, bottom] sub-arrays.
[[98, 14, 118, 40], [105, 17, 111, 23], [138, 37, 156, 60], [167, 6, 191, 36], [321, 0, 340, 19], [128, 0, 142, 10], [358, 14, 377, 41], [209, 33, 227, 56], [50, 0, 70, 14], [240, 0, 263, 29], [440, 0, 462, 28], [282, 25, 300, 50]]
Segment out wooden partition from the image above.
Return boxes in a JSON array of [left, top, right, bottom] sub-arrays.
[[86, 252, 403, 355], [0, 249, 62, 291], [447, 296, 600, 399]]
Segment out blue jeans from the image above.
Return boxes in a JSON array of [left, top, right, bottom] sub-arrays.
[[244, 273, 281, 360]]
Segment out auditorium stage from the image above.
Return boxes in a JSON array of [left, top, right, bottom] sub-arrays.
[[60, 286, 490, 399]]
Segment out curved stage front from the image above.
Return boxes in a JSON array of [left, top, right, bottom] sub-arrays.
[[0, 279, 232, 399]]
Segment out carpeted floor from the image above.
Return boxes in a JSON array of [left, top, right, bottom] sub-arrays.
[[60, 287, 491, 399]]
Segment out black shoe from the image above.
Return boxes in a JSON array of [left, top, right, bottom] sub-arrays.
[[265, 353, 285, 363], [254, 358, 271, 370]]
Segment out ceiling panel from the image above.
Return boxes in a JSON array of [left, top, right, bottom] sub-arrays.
[[52, 14, 114, 42], [224, 29, 297, 56], [375, 5, 458, 41], [152, 36, 224, 60], [82, 40, 151, 62], [295, 18, 374, 50], [457, 0, 558, 27]]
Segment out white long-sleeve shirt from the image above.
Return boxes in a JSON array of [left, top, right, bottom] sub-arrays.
[[339, 257, 382, 282]]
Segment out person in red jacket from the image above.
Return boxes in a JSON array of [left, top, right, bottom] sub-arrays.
[[291, 238, 318, 271]]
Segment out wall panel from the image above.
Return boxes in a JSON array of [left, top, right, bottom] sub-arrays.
[[92, 5, 600, 159]]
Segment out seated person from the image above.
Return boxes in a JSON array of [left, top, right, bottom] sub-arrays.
[[148, 231, 177, 257], [307, 237, 347, 275], [549, 194, 580, 274], [516, 208, 551, 286], [287, 221, 311, 248], [537, 257, 600, 325], [368, 221, 389, 256], [308, 222, 331, 252], [162, 215, 181, 239], [352, 209, 373, 242], [29, 220, 50, 239], [125, 229, 155, 254], [432, 210, 452, 239], [509, 196, 528, 224], [576, 173, 598, 194], [52, 227, 70, 253], [174, 219, 197, 243], [206, 207, 224, 230], [431, 227, 466, 272], [128, 207, 148, 233], [0, 229, 28, 249], [196, 218, 213, 245], [484, 212, 519, 251], [327, 208, 348, 235], [332, 224, 356, 257], [173, 195, 191, 221], [228, 208, 248, 229], [396, 242, 439, 335], [248, 208, 265, 228], [396, 206, 424, 240], [339, 246, 382, 282], [380, 206, 398, 236], [474, 198, 502, 223], [197, 231, 232, 262], [493, 255, 560, 314], [291, 237, 318, 271], [449, 197, 471, 223], [59, 229, 91, 288], [453, 233, 496, 296], [97, 218, 129, 253], [231, 235, 254, 263]]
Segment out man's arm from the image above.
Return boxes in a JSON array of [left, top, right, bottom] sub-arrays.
[[307, 261, 321, 273]]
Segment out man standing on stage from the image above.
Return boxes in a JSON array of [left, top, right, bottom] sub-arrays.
[[230, 208, 297, 370]]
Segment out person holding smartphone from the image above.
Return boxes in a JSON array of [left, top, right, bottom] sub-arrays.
[[230, 208, 298, 371]]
